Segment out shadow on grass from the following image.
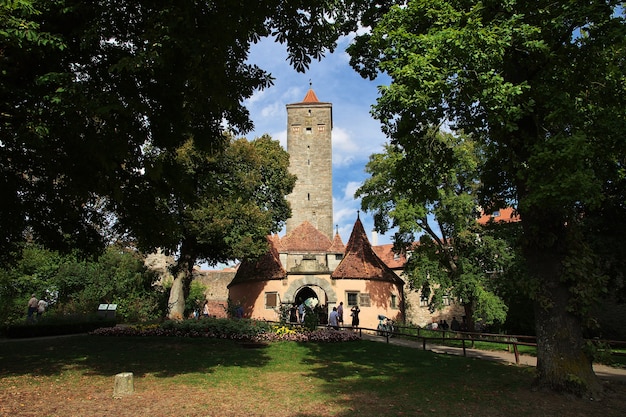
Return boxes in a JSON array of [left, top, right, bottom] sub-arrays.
[[293, 339, 536, 417], [0, 335, 272, 379], [2, 335, 621, 417]]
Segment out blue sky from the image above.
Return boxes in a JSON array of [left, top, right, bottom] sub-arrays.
[[244, 35, 395, 246]]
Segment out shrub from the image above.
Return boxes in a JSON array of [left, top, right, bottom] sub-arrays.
[[90, 318, 361, 343]]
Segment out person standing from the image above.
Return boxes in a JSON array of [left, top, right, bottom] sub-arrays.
[[202, 300, 210, 318], [298, 302, 305, 323], [37, 298, 48, 318], [451, 316, 460, 331], [350, 305, 360, 329], [289, 303, 298, 323], [337, 302, 344, 327], [27, 294, 38, 322], [328, 307, 339, 330]]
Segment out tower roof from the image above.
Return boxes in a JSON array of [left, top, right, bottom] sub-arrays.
[[328, 230, 345, 253], [280, 221, 333, 252], [331, 216, 404, 284], [228, 237, 286, 287], [302, 88, 320, 103]]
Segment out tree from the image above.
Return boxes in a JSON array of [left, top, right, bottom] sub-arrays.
[[0, 0, 372, 262], [144, 135, 297, 319], [0, 243, 161, 324], [357, 129, 514, 331], [348, 0, 626, 397]]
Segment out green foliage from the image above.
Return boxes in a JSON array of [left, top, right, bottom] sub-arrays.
[[303, 306, 319, 331], [0, 244, 162, 325], [175, 135, 297, 266], [3, 314, 115, 338], [185, 281, 207, 318], [159, 317, 273, 340], [348, 0, 625, 394], [357, 129, 514, 329], [0, 0, 371, 262]]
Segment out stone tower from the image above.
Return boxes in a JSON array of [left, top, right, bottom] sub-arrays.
[[285, 87, 333, 240]]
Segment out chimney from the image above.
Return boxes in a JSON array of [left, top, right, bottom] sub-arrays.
[[371, 230, 378, 246]]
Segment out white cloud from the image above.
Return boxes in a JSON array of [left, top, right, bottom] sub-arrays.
[[244, 36, 395, 246], [343, 181, 362, 200]]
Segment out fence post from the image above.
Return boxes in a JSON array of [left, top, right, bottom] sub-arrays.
[[422, 338, 426, 351], [513, 343, 520, 365], [462, 338, 466, 357]]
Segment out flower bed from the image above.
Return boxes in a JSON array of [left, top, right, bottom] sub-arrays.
[[90, 318, 361, 343]]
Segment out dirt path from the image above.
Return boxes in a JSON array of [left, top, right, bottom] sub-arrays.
[[360, 332, 626, 383]]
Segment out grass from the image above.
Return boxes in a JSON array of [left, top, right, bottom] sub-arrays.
[[0, 334, 624, 417]]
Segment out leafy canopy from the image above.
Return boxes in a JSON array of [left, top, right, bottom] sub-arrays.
[[0, 0, 374, 262]]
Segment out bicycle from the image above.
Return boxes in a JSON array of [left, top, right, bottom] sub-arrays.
[[377, 314, 395, 337]]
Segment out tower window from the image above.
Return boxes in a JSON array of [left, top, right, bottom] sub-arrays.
[[305, 127, 312, 134], [307, 193, 310, 201]]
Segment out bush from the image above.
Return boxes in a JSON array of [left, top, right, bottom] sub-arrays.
[[3, 314, 116, 338], [90, 318, 361, 343]]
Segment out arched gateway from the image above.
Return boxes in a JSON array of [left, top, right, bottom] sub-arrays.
[[283, 276, 337, 305]]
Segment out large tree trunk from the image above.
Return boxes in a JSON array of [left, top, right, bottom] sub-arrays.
[[533, 281, 602, 398], [523, 214, 602, 398], [167, 238, 197, 320], [167, 269, 189, 320]]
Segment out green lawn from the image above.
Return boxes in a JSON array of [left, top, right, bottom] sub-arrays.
[[0, 335, 623, 417]]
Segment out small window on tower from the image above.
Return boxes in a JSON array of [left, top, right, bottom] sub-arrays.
[[305, 127, 312, 134], [307, 193, 310, 201]]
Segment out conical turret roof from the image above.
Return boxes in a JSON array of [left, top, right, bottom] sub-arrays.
[[328, 230, 345, 253], [302, 88, 320, 103], [331, 216, 404, 284], [228, 237, 285, 287]]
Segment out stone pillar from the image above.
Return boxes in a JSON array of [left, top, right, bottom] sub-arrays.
[[113, 372, 134, 397]]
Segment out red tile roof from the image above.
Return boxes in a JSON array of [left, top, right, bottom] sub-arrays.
[[228, 237, 285, 286], [477, 207, 520, 225], [372, 244, 407, 270], [301, 88, 320, 103], [280, 221, 333, 252], [332, 217, 404, 284], [328, 231, 345, 253]]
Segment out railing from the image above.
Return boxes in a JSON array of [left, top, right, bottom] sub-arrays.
[[353, 324, 626, 365], [271, 320, 625, 366]]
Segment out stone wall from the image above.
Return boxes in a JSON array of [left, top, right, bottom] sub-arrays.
[[193, 269, 236, 318], [403, 287, 464, 327]]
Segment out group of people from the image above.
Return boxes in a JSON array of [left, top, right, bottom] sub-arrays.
[[289, 300, 361, 330], [430, 316, 466, 331], [26, 294, 47, 322], [328, 302, 360, 330], [191, 300, 211, 319]]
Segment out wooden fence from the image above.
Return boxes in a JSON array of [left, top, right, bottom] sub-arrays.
[[351, 324, 626, 365]]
